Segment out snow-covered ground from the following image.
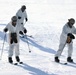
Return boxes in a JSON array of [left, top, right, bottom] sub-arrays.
[[0, 0, 76, 75]]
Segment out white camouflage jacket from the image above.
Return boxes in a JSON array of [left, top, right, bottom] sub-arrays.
[[60, 23, 76, 44], [16, 9, 27, 24], [4, 22, 20, 44]]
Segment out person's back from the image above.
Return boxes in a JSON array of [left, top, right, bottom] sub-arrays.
[[16, 5, 28, 36], [16, 8, 27, 24]]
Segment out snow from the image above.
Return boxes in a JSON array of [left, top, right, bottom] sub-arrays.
[[0, 0, 76, 75]]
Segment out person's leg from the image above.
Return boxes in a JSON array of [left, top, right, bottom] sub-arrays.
[[22, 25, 27, 34], [8, 44, 14, 63], [19, 23, 24, 35], [55, 43, 66, 62], [67, 42, 73, 62], [15, 44, 20, 62], [55, 43, 66, 57]]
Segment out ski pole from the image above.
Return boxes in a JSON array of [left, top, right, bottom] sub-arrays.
[[0, 34, 6, 60], [26, 34, 34, 38], [25, 35, 31, 53]]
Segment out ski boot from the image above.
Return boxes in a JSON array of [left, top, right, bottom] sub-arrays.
[[16, 56, 23, 64], [8, 57, 13, 63], [67, 57, 73, 62], [55, 57, 60, 63], [16, 56, 20, 62]]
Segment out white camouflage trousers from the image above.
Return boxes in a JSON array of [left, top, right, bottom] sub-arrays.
[[55, 42, 73, 57], [8, 43, 20, 57]]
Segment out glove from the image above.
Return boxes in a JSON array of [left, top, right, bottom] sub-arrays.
[[18, 16, 21, 19], [67, 33, 75, 39], [24, 29, 27, 34], [66, 36, 72, 43], [19, 31, 23, 35], [25, 18, 28, 22], [4, 28, 8, 32]]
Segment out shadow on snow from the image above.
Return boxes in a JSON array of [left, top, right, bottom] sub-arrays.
[[0, 31, 56, 54], [20, 37, 56, 54], [16, 63, 57, 75]]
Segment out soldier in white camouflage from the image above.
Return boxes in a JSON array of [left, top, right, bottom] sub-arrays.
[[55, 18, 76, 63], [4, 16, 21, 63]]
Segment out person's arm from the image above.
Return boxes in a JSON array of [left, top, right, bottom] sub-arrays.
[[72, 26, 76, 34], [3, 24, 9, 32], [62, 25, 69, 35], [16, 10, 21, 19], [25, 11, 28, 22], [66, 33, 75, 43]]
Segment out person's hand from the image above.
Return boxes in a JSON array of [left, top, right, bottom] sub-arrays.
[[24, 29, 27, 34], [25, 18, 28, 22], [66, 36, 72, 43], [18, 16, 21, 19], [67, 33, 75, 39], [4, 28, 8, 32]]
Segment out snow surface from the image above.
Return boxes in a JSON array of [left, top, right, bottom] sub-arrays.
[[0, 0, 76, 75]]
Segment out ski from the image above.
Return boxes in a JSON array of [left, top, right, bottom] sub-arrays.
[[14, 62, 23, 65], [26, 35, 33, 38], [19, 61, 23, 64], [59, 62, 68, 65], [52, 60, 68, 65], [55, 61, 76, 65], [14, 63, 18, 65], [9, 61, 23, 65], [55, 61, 68, 65], [67, 62, 76, 65], [20, 35, 34, 38]]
